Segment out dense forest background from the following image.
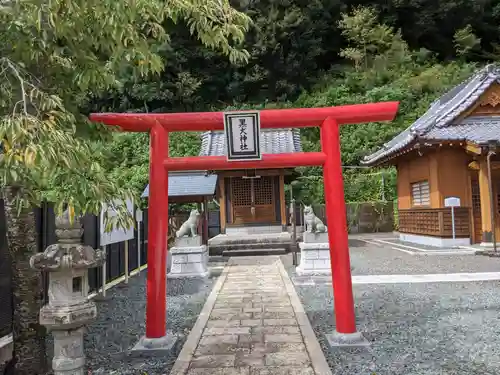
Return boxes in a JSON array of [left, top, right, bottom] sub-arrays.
[[89, 1, 496, 205]]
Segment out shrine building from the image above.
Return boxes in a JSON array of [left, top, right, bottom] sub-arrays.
[[363, 65, 500, 248], [201, 128, 301, 235]]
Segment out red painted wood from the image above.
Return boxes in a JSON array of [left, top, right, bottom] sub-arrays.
[[321, 117, 356, 334], [145, 122, 169, 338], [163, 152, 326, 171], [89, 102, 399, 132]]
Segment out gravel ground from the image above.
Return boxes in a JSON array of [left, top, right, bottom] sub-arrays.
[[282, 250, 500, 375], [45, 258, 228, 375], [347, 233, 463, 251], [347, 240, 500, 275]]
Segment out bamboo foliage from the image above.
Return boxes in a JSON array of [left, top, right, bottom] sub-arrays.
[[0, 0, 251, 373], [0, 0, 250, 227]]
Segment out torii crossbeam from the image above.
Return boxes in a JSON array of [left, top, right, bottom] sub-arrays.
[[90, 101, 399, 345]]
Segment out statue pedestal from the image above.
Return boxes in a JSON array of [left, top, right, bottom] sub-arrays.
[[296, 232, 332, 276], [168, 236, 209, 279]]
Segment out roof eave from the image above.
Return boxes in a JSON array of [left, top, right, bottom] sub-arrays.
[[362, 155, 399, 167], [363, 138, 427, 166], [365, 137, 488, 167]]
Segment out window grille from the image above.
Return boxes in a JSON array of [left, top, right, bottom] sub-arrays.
[[411, 180, 430, 206]]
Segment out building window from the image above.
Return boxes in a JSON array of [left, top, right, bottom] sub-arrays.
[[411, 180, 430, 206]]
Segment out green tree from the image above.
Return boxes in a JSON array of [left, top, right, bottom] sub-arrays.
[[292, 7, 476, 204], [0, 0, 250, 373], [92, 0, 500, 119], [229, 0, 344, 102], [454, 25, 482, 59], [91, 0, 347, 115], [370, 0, 496, 60], [102, 131, 201, 201]]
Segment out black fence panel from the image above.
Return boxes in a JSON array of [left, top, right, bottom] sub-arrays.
[[82, 214, 99, 248], [1, 202, 149, 336], [128, 238, 139, 272], [0, 200, 12, 338], [88, 267, 101, 294], [208, 210, 221, 238], [83, 214, 100, 293], [34, 203, 57, 304], [106, 243, 121, 283], [285, 205, 304, 226], [118, 242, 125, 280]]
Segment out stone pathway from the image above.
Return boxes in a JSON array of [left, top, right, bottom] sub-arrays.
[[170, 256, 332, 375]]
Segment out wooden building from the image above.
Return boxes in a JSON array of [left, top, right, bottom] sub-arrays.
[[200, 128, 302, 234], [363, 65, 500, 247]]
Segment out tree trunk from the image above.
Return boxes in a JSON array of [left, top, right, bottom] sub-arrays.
[[3, 186, 47, 375]]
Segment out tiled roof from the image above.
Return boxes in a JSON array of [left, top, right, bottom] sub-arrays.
[[363, 65, 500, 165], [199, 129, 302, 156], [141, 171, 218, 198], [424, 116, 500, 143]]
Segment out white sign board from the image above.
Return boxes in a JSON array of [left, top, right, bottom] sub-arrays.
[[444, 197, 461, 207], [135, 208, 143, 223], [100, 198, 135, 246], [224, 111, 261, 161]]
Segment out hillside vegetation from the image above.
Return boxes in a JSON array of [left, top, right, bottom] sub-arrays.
[[92, 5, 487, 205]]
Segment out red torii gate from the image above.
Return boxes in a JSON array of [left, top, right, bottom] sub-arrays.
[[90, 101, 399, 343]]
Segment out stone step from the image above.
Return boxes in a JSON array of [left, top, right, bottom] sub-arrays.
[[210, 241, 292, 255], [222, 247, 287, 257], [209, 235, 291, 246]]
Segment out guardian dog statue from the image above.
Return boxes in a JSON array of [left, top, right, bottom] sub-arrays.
[[176, 209, 201, 238], [303, 205, 327, 233]]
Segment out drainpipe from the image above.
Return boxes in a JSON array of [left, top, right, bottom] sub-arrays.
[[487, 149, 497, 252]]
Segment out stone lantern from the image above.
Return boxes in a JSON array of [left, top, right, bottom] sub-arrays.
[[30, 209, 104, 375]]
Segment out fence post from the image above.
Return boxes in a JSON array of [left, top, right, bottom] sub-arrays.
[[101, 245, 107, 297], [299, 205, 303, 227], [136, 208, 143, 273], [291, 199, 298, 266], [203, 197, 209, 245]]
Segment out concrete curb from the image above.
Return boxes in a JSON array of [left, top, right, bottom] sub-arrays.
[[276, 258, 333, 375], [168, 263, 230, 375]]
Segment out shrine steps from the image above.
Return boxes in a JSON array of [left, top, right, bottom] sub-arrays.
[[209, 232, 292, 256], [222, 247, 287, 257]]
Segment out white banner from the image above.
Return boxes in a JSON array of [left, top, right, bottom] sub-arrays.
[[99, 198, 135, 246]]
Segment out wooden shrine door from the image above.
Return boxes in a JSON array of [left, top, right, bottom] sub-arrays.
[[231, 176, 276, 224]]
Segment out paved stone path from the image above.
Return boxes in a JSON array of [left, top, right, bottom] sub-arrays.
[[170, 256, 332, 375]]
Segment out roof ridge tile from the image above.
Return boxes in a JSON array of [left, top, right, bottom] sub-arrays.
[[198, 128, 302, 157]]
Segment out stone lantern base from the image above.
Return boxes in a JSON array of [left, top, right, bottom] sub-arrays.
[[52, 328, 86, 375], [296, 232, 332, 276], [167, 236, 209, 279]]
